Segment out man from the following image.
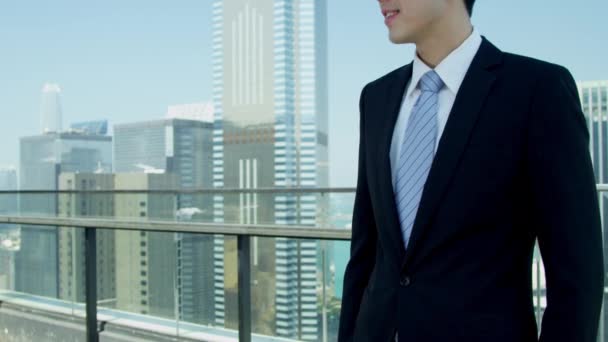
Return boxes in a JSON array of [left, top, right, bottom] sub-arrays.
[[338, 0, 605, 341]]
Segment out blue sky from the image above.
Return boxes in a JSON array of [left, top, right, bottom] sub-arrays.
[[1, 1, 606, 187]]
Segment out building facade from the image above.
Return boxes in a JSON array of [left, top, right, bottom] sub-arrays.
[[16, 132, 111, 297], [114, 118, 215, 324], [212, 0, 329, 339], [57, 173, 116, 304]]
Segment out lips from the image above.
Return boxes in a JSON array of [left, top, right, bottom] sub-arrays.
[[382, 9, 400, 26], [383, 9, 400, 19]]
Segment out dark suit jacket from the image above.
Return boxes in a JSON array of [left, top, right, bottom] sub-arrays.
[[338, 37, 604, 342]]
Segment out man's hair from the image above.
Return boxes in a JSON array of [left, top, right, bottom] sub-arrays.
[[464, 0, 476, 16]]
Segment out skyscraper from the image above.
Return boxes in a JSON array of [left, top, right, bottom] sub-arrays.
[[113, 172, 178, 317], [40, 83, 63, 134], [212, 0, 329, 339], [114, 117, 215, 324], [57, 170, 179, 317], [16, 131, 112, 297], [57, 173, 116, 304]]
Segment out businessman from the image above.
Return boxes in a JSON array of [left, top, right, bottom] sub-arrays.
[[338, 0, 605, 341]]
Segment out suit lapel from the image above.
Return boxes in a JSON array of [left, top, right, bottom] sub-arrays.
[[401, 38, 504, 268], [377, 64, 412, 265]]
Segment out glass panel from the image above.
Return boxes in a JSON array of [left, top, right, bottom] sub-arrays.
[[174, 234, 240, 340], [0, 225, 85, 341], [245, 237, 349, 342], [328, 240, 350, 341], [94, 228, 179, 340], [600, 191, 608, 342], [0, 193, 19, 291]]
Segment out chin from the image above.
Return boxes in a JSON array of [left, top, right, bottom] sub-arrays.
[[389, 30, 413, 44]]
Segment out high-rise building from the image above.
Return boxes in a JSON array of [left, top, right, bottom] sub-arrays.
[[20, 132, 112, 193], [56, 171, 178, 317], [16, 131, 111, 297], [578, 80, 608, 342], [113, 172, 178, 317], [40, 83, 63, 134], [114, 118, 215, 324], [212, 0, 329, 339], [57, 173, 116, 304]]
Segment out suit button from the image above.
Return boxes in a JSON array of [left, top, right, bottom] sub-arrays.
[[400, 275, 411, 287]]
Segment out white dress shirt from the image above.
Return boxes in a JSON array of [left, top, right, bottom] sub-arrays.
[[389, 29, 482, 191]]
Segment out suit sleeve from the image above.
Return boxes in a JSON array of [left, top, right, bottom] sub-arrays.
[[338, 84, 378, 342], [526, 65, 605, 342]]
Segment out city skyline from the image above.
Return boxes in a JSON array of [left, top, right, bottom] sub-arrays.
[[1, 1, 606, 341], [1, 1, 607, 186]]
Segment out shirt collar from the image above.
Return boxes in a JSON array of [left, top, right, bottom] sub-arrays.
[[406, 28, 482, 98]]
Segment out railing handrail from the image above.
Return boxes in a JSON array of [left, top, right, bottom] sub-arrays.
[[597, 184, 608, 191], [2, 183, 608, 193], [0, 215, 352, 241], [0, 187, 357, 195]]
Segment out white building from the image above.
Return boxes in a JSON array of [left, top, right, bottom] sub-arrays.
[[40, 83, 63, 134]]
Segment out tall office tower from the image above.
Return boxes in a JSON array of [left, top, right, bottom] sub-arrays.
[[577, 80, 608, 342], [57, 173, 116, 303], [17, 131, 112, 297], [212, 0, 329, 339], [0, 167, 18, 290], [114, 118, 215, 324], [113, 173, 178, 318], [40, 83, 63, 134]]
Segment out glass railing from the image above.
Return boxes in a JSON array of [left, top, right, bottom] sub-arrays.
[[0, 187, 605, 342], [0, 188, 354, 342]]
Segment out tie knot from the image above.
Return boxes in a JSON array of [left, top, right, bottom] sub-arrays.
[[419, 70, 444, 93]]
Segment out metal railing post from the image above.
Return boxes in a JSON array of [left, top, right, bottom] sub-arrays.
[[85, 227, 99, 342], [237, 235, 252, 342]]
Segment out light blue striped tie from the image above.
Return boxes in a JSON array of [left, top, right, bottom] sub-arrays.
[[395, 70, 444, 249]]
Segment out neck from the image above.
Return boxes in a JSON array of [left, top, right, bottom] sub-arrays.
[[415, 13, 473, 68]]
